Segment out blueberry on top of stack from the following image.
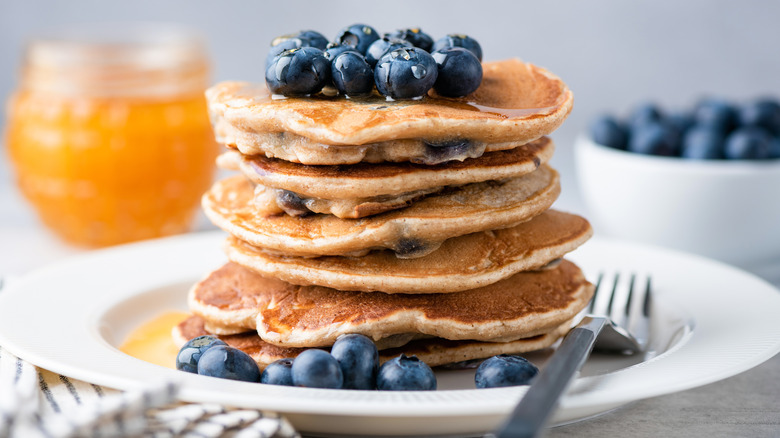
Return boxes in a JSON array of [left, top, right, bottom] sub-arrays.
[[591, 97, 780, 160], [265, 25, 483, 99]]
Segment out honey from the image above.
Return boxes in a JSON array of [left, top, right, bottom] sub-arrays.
[[119, 311, 189, 369], [5, 24, 218, 246]]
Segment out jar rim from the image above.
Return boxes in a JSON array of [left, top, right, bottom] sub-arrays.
[[26, 22, 208, 70], [20, 22, 210, 97]]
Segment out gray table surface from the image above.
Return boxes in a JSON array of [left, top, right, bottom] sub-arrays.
[[548, 353, 779, 438]]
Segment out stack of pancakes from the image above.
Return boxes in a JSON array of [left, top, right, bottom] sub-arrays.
[[174, 58, 594, 370]]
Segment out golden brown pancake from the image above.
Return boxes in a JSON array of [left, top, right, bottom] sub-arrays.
[[215, 127, 534, 165], [229, 137, 553, 199], [187, 260, 593, 348], [203, 164, 560, 258], [206, 59, 573, 158], [224, 210, 592, 293], [173, 315, 573, 370], [216, 137, 554, 219]]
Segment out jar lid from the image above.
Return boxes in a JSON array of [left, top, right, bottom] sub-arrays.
[[21, 22, 210, 97]]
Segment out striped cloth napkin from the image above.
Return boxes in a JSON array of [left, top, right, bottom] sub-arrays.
[[0, 346, 299, 438]]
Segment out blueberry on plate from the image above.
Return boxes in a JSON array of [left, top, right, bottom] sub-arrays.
[[176, 335, 227, 373], [589, 115, 628, 150], [377, 354, 436, 391], [475, 355, 538, 388], [431, 34, 482, 62], [260, 358, 295, 386], [330, 334, 379, 390], [385, 28, 434, 52], [266, 47, 331, 96], [431, 47, 482, 97], [365, 37, 413, 67], [694, 97, 738, 133], [374, 47, 438, 100], [738, 98, 780, 135], [336, 23, 380, 55], [628, 121, 680, 156], [681, 125, 725, 159], [324, 42, 360, 61], [331, 52, 374, 97], [628, 102, 663, 129], [724, 127, 773, 159], [197, 345, 260, 382], [291, 349, 343, 389]]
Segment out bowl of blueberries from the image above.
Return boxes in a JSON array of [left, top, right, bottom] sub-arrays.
[[576, 97, 780, 272]]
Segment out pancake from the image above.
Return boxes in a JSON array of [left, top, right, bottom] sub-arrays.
[[244, 183, 444, 219], [174, 314, 574, 370], [187, 260, 593, 347], [215, 125, 533, 165], [203, 164, 560, 258], [217, 137, 554, 219], [225, 137, 553, 199], [225, 209, 592, 293], [206, 59, 573, 160]]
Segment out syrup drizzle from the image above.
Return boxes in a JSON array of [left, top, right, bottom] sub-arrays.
[[236, 83, 560, 120]]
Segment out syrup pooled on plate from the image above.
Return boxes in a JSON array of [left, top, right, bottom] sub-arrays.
[[119, 311, 189, 369]]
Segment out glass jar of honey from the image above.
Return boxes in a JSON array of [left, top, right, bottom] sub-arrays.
[[5, 24, 218, 247]]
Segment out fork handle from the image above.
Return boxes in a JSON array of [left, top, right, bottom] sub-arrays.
[[495, 316, 608, 438]]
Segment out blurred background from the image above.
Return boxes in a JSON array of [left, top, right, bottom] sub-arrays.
[[2, 0, 779, 272]]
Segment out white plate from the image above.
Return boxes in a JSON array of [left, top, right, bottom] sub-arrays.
[[1, 232, 779, 437]]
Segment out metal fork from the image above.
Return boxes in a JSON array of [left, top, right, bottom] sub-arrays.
[[493, 272, 652, 438]]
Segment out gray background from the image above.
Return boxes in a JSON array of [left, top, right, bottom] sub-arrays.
[[1, 0, 779, 224]]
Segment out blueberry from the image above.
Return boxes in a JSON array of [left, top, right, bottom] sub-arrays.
[[265, 47, 331, 96], [724, 127, 773, 159], [385, 28, 434, 52], [738, 98, 780, 135], [431, 47, 483, 97], [336, 24, 380, 55], [331, 52, 374, 97], [377, 354, 436, 391], [666, 111, 695, 137], [374, 47, 438, 100], [432, 34, 483, 61], [365, 37, 412, 67], [271, 30, 328, 50], [295, 30, 329, 50], [770, 137, 780, 159], [330, 334, 379, 390], [681, 125, 725, 159], [176, 335, 227, 373], [694, 98, 738, 133], [277, 190, 309, 216], [628, 102, 663, 129], [324, 42, 360, 61], [197, 345, 260, 382], [422, 139, 479, 164], [265, 37, 309, 68], [475, 355, 538, 389], [260, 358, 295, 386], [629, 122, 680, 156], [291, 349, 343, 389], [589, 115, 628, 150]]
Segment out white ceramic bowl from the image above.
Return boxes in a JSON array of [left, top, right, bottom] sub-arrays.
[[575, 136, 780, 272]]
